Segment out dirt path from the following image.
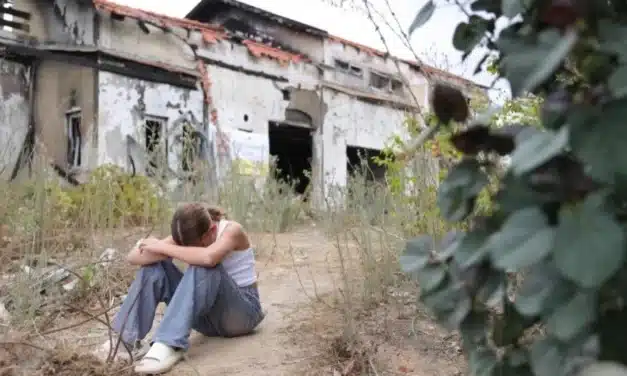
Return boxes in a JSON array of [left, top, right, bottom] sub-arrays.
[[176, 227, 338, 375], [31, 225, 464, 375]]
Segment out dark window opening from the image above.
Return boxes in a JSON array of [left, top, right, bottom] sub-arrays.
[[369, 72, 390, 90], [335, 59, 349, 70], [66, 110, 82, 168], [269, 122, 313, 197], [334, 59, 362, 77], [346, 146, 387, 182], [391, 79, 404, 93], [144, 116, 166, 176], [346, 146, 388, 210]]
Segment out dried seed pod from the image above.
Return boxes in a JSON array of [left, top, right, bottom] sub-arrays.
[[431, 83, 470, 124]]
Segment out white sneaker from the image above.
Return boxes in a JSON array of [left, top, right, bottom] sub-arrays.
[[134, 342, 185, 374], [94, 338, 150, 362]]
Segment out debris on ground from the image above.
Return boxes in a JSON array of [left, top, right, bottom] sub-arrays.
[[1, 248, 123, 316], [0, 341, 136, 376]]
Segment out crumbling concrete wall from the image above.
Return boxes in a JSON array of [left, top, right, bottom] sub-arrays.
[[34, 60, 97, 175], [202, 39, 325, 192], [320, 89, 408, 189], [323, 38, 430, 107], [97, 72, 204, 176], [97, 12, 197, 70], [0, 61, 30, 181], [11, 0, 95, 44]]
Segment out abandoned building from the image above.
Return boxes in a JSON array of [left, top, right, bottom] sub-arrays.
[[0, 0, 483, 206]]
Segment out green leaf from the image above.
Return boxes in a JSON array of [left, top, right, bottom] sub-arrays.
[[515, 263, 575, 316], [570, 99, 627, 183], [438, 159, 489, 222], [437, 230, 464, 260], [469, 347, 498, 376], [454, 229, 492, 267], [422, 283, 471, 329], [500, 29, 578, 95], [452, 16, 487, 53], [546, 291, 597, 341], [530, 338, 565, 376], [553, 193, 626, 288], [608, 65, 627, 98], [400, 235, 434, 274], [495, 173, 551, 215], [579, 362, 627, 376], [471, 0, 501, 14], [510, 126, 569, 176], [487, 207, 555, 270], [502, 0, 524, 18], [476, 269, 505, 307], [417, 264, 447, 293], [408, 0, 435, 36]]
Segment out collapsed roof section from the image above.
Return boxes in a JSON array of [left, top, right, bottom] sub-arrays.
[[92, 0, 308, 66]]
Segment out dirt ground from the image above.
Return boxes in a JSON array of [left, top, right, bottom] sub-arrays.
[[1, 225, 465, 375]]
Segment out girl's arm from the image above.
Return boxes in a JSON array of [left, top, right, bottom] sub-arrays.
[[126, 236, 175, 266], [141, 223, 250, 267]]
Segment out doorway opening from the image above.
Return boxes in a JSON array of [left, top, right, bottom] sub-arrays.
[[268, 122, 313, 196], [346, 145, 387, 182]]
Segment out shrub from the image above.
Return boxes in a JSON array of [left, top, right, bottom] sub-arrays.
[[401, 1, 627, 376]]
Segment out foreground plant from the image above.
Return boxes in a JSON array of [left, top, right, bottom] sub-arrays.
[[401, 1, 627, 375]]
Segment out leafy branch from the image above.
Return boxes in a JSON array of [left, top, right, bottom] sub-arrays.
[[399, 1, 627, 376]]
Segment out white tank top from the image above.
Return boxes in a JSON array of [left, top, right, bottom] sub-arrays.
[[216, 219, 257, 287]]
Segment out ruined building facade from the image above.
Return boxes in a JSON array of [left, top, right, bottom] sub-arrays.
[[0, 0, 482, 205]]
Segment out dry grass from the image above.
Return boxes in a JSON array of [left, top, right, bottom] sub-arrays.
[[0, 152, 458, 375]]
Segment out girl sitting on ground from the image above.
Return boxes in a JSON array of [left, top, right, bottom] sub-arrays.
[[96, 203, 264, 375]]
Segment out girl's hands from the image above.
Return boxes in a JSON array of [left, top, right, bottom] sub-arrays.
[[138, 236, 165, 254]]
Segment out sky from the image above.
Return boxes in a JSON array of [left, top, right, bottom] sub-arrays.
[[114, 0, 510, 100]]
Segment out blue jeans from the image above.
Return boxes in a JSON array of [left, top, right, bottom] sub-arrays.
[[111, 259, 264, 350]]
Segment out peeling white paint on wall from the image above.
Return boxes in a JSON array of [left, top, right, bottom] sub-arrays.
[[320, 89, 408, 191], [208, 64, 293, 135], [98, 14, 197, 70], [323, 39, 430, 109], [0, 94, 29, 180], [0, 62, 29, 181], [97, 72, 204, 175], [198, 41, 319, 87]]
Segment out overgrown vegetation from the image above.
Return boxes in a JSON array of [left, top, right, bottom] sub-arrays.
[[401, 1, 627, 375]]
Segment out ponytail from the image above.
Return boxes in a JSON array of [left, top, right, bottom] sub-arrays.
[[205, 205, 226, 221]]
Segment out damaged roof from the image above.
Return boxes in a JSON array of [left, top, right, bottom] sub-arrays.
[[93, 0, 306, 65], [93, 0, 223, 34], [93, 0, 480, 88], [328, 35, 483, 89], [185, 0, 328, 37]]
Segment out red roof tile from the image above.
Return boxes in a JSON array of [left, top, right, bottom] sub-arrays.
[[93, 0, 226, 44], [329, 35, 386, 58], [242, 40, 306, 65]]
